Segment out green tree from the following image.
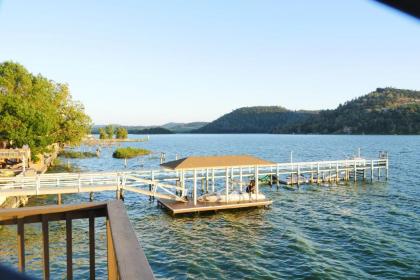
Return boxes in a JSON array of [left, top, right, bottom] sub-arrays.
[[99, 128, 107, 139], [0, 61, 92, 157], [104, 125, 114, 139], [115, 127, 128, 139]]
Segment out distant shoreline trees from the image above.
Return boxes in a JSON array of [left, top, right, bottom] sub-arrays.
[[0, 61, 92, 158], [98, 125, 128, 139]]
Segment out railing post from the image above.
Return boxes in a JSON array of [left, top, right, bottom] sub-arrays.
[[106, 218, 117, 280], [36, 175, 40, 195], [116, 173, 122, 200], [78, 174, 82, 193]]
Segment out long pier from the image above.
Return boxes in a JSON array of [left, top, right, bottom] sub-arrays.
[[0, 157, 389, 207]]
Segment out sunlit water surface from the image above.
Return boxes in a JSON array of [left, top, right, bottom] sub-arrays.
[[1, 135, 419, 279]]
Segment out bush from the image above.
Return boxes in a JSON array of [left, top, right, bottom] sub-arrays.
[[112, 147, 151, 159]]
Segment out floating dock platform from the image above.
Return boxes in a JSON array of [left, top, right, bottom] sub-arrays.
[[157, 198, 272, 215]]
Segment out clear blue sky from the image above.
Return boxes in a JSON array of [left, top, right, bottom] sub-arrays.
[[0, 1, 419, 125]]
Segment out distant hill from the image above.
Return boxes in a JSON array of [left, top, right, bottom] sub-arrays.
[[129, 127, 174, 134], [92, 122, 207, 134], [195, 88, 420, 135], [196, 106, 316, 133], [161, 122, 208, 133], [287, 88, 420, 134]]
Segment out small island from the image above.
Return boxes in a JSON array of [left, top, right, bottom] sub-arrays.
[[112, 147, 151, 159]]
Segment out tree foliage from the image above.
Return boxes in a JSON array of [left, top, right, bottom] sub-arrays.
[[0, 61, 92, 156], [98, 128, 107, 139], [104, 125, 114, 139], [115, 127, 128, 139]]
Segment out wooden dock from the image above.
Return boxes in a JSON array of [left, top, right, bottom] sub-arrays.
[[157, 198, 272, 215], [0, 155, 389, 214]]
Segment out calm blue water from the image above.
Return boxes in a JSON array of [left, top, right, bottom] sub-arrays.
[[1, 134, 419, 279]]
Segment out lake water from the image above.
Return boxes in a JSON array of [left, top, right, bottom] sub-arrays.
[[1, 134, 419, 279]]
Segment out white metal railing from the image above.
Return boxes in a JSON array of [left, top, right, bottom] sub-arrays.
[[0, 158, 388, 200]]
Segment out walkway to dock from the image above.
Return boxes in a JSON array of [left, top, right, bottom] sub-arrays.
[[0, 156, 388, 214]]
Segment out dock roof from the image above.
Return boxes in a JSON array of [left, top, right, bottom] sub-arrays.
[[160, 155, 274, 170]]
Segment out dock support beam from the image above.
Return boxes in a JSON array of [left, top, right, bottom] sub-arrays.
[[225, 168, 229, 203], [255, 166, 259, 200], [239, 167, 243, 192], [193, 170, 197, 206], [211, 169, 215, 192]]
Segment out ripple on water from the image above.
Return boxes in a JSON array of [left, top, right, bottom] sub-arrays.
[[1, 135, 420, 279]]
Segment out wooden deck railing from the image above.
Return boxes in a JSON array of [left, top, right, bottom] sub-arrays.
[[0, 200, 155, 280]]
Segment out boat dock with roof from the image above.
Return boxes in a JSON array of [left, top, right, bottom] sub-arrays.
[[158, 155, 274, 215]]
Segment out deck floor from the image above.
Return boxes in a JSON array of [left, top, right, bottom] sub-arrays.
[[157, 198, 272, 215]]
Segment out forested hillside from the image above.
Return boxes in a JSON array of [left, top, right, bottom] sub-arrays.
[[196, 88, 420, 134], [196, 106, 316, 133]]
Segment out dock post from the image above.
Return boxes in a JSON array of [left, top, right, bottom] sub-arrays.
[[371, 160, 374, 182], [378, 163, 381, 180], [193, 169, 197, 206], [336, 162, 339, 183], [329, 163, 332, 182], [151, 170, 155, 201], [181, 170, 186, 197], [297, 164, 300, 186], [270, 166, 273, 186], [317, 163, 320, 184], [225, 168, 229, 203], [385, 156, 389, 180], [57, 193, 62, 205], [255, 166, 259, 200], [211, 169, 215, 192], [89, 192, 94, 202], [239, 167, 243, 192], [276, 164, 280, 189], [354, 160, 357, 182], [206, 169, 209, 193]]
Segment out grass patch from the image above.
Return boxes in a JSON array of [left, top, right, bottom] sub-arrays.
[[59, 150, 98, 158], [112, 147, 151, 159], [47, 158, 81, 173]]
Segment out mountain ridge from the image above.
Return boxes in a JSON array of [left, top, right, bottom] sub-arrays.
[[196, 88, 420, 134]]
